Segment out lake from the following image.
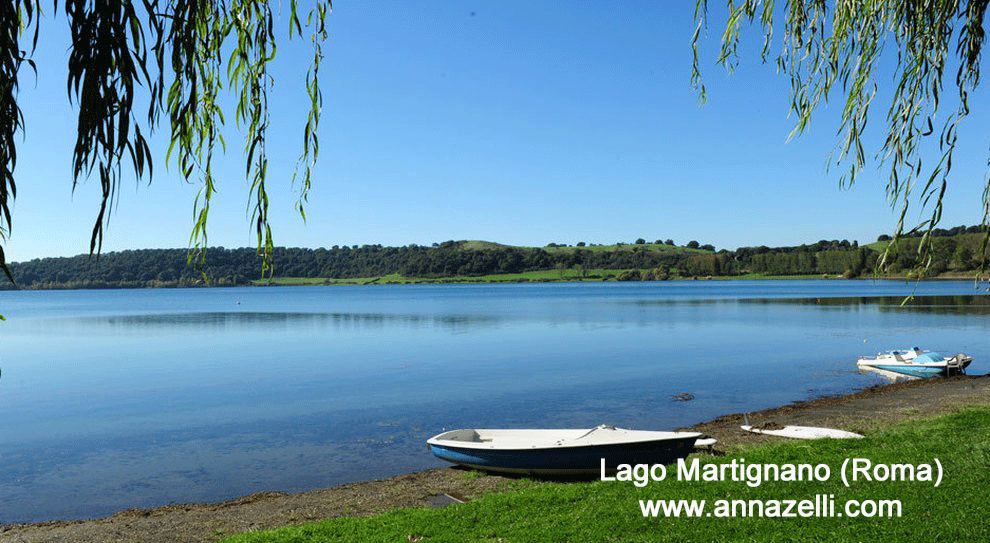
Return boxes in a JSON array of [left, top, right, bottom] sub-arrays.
[[1, 280, 988, 523]]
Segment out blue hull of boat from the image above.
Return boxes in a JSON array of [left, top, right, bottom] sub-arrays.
[[429, 436, 697, 475], [866, 364, 948, 378]]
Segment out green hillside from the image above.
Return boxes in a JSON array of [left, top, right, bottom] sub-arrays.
[[4, 229, 988, 290]]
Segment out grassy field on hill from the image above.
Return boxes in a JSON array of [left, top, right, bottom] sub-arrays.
[[254, 269, 628, 285], [252, 270, 837, 286], [6, 231, 987, 290]]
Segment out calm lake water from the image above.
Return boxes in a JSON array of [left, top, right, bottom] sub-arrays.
[[1, 280, 988, 522]]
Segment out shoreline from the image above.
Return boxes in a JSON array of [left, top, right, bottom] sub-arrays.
[[3, 272, 988, 291], [4, 373, 989, 543]]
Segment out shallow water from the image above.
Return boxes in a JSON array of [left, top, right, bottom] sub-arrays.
[[1, 280, 987, 522]]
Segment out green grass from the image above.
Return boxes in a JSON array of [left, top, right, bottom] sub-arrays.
[[542, 242, 709, 254], [253, 271, 830, 286], [444, 239, 710, 254], [253, 269, 636, 286], [223, 407, 990, 543], [457, 240, 517, 251], [722, 273, 836, 280], [254, 270, 984, 286], [420, 240, 711, 254]]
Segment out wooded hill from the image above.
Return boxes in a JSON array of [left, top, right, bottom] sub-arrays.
[[3, 228, 987, 289]]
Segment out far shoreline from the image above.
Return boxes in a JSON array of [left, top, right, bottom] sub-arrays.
[[254, 272, 990, 286], [2, 270, 989, 292]]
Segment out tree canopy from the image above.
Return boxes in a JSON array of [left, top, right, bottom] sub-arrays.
[[693, 0, 989, 271], [1, 0, 331, 282], [5, 228, 987, 289]]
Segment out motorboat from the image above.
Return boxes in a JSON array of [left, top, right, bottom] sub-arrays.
[[427, 424, 701, 475], [857, 348, 972, 379]]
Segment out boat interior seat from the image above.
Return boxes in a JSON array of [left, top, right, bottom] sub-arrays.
[[444, 429, 483, 442]]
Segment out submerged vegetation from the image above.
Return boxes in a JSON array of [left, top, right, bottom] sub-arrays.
[[3, 227, 988, 290]]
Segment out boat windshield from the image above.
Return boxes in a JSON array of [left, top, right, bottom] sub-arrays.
[[914, 353, 943, 363]]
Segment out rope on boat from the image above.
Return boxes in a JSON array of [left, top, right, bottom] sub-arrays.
[[572, 424, 617, 441]]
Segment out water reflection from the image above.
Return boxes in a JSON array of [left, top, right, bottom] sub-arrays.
[[3, 282, 989, 524], [856, 365, 923, 382], [740, 295, 990, 315], [43, 311, 502, 332], [628, 294, 990, 319]]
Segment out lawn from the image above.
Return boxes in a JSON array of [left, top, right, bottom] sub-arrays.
[[223, 407, 990, 542]]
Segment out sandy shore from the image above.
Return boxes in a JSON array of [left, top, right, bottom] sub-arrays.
[[4, 374, 989, 543]]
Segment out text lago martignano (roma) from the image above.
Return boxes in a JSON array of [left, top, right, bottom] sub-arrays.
[[600, 457, 942, 518]]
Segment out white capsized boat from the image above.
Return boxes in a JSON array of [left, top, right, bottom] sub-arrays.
[[741, 425, 863, 439]]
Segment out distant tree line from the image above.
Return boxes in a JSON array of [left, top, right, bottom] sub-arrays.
[[3, 228, 988, 289], [7, 248, 262, 289], [877, 224, 986, 242], [730, 229, 987, 278], [3, 243, 691, 288]]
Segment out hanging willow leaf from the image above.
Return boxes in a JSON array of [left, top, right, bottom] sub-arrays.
[[292, 1, 327, 224], [0, 0, 332, 289], [693, 0, 990, 276], [0, 1, 38, 290]]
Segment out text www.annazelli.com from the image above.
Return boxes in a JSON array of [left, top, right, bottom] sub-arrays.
[[640, 495, 902, 518]]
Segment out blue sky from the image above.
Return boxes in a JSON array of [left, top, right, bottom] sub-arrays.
[[6, 1, 989, 262]]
